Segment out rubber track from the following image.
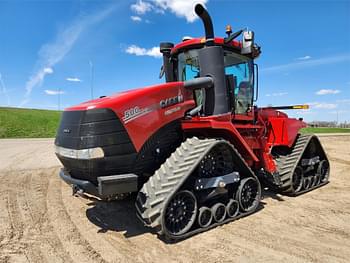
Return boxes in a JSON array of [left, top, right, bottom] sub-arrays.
[[135, 137, 259, 240], [276, 134, 329, 195]]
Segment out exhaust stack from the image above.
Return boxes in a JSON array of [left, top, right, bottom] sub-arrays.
[[194, 4, 214, 46]]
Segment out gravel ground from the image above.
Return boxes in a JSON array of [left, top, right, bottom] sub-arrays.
[[0, 136, 349, 263]]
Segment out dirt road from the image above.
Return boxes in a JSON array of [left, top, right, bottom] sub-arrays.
[[0, 136, 349, 263]]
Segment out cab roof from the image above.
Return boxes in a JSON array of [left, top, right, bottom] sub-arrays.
[[171, 37, 242, 54]]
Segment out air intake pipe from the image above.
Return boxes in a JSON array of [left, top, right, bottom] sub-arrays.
[[194, 4, 214, 46], [194, 3, 229, 115]]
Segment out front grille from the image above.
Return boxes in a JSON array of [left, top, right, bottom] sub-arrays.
[[55, 108, 137, 184]]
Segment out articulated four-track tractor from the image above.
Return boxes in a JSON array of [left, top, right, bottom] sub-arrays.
[[55, 4, 330, 239]]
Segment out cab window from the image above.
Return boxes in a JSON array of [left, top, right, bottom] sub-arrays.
[[177, 50, 203, 105], [224, 52, 254, 114], [177, 50, 200, 81]]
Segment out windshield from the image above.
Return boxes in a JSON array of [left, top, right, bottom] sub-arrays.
[[176, 48, 253, 114], [177, 49, 200, 81]]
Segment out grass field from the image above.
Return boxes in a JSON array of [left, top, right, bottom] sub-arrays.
[[301, 127, 350, 134], [1, 107, 349, 138], [0, 107, 61, 138]]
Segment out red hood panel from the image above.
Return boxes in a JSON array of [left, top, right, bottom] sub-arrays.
[[65, 82, 196, 151]]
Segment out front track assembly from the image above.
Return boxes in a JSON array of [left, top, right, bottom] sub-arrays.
[[135, 137, 261, 240]]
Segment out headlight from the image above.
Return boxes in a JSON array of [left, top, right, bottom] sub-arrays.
[[55, 146, 104, 160]]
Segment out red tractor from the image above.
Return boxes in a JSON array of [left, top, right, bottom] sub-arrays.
[[55, 4, 330, 240]]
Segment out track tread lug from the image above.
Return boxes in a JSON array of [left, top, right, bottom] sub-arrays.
[[135, 136, 260, 238], [273, 133, 329, 195]]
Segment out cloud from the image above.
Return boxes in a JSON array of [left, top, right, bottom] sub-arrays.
[[337, 99, 350, 103], [131, 15, 142, 22], [66, 77, 82, 82], [130, 0, 208, 23], [131, 0, 153, 14], [44, 89, 65, 95], [262, 53, 350, 73], [0, 73, 10, 106], [308, 102, 338, 109], [330, 110, 349, 114], [125, 44, 162, 58], [266, 92, 288, 97], [296, 55, 311, 60], [295, 110, 314, 115], [316, 89, 340, 95], [25, 67, 54, 98], [20, 5, 117, 107]]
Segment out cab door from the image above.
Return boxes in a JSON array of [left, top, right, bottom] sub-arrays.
[[224, 51, 255, 119]]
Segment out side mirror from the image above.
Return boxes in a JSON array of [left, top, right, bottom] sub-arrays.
[[241, 31, 254, 55]]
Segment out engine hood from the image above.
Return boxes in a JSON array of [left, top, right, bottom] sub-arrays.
[[63, 81, 196, 151], [65, 82, 185, 112]]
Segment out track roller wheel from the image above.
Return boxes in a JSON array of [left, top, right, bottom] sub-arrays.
[[211, 203, 226, 223], [292, 166, 304, 192], [197, 207, 212, 228], [303, 177, 310, 190], [226, 199, 239, 218], [314, 174, 320, 186], [318, 160, 330, 183], [236, 177, 261, 212], [163, 190, 197, 236], [309, 176, 315, 187]]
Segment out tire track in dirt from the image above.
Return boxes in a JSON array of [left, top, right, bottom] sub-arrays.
[[0, 169, 73, 263], [21, 169, 73, 263], [46, 170, 108, 263], [0, 173, 31, 262], [60, 178, 190, 262]]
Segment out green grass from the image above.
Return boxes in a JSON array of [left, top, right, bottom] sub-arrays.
[[301, 127, 350, 134], [1, 106, 349, 138], [0, 107, 61, 138]]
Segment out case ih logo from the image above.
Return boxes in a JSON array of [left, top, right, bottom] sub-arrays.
[[160, 93, 183, 109], [122, 92, 184, 124]]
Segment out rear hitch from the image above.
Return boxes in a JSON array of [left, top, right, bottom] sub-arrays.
[[72, 185, 84, 197]]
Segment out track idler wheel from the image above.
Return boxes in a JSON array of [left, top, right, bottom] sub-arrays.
[[292, 166, 304, 192], [198, 207, 213, 228], [236, 177, 261, 212], [318, 160, 330, 183], [163, 190, 197, 236], [226, 199, 239, 218], [211, 203, 226, 223]]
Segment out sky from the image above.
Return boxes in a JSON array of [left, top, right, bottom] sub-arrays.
[[0, 0, 349, 122]]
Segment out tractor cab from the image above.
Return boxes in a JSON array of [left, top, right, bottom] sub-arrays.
[[173, 43, 255, 116], [159, 4, 260, 119]]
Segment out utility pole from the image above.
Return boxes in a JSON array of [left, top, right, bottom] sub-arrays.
[[336, 110, 339, 127], [89, 60, 94, 100], [58, 86, 61, 111]]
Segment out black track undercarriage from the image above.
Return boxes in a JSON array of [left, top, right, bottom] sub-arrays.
[[135, 137, 261, 240], [273, 134, 330, 195], [135, 134, 330, 239]]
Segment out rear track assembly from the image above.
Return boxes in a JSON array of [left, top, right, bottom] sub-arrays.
[[275, 134, 330, 196]]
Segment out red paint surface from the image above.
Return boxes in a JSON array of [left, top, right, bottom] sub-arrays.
[[172, 37, 242, 53]]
